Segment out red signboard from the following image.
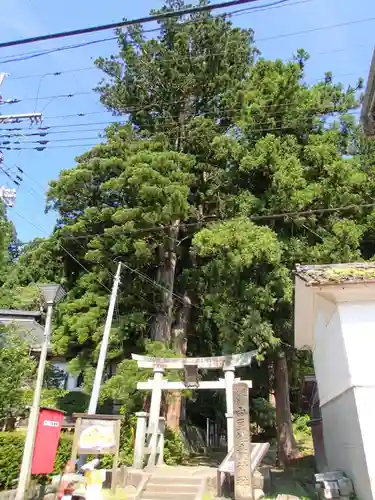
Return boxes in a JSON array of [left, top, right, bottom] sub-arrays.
[[31, 408, 65, 475]]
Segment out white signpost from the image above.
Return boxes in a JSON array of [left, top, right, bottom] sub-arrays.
[[132, 351, 256, 469]]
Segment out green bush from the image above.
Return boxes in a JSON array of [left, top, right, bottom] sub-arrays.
[[0, 432, 73, 491], [251, 397, 276, 430], [0, 421, 189, 490], [0, 432, 24, 490], [164, 428, 189, 465], [293, 414, 311, 435], [57, 392, 90, 416]]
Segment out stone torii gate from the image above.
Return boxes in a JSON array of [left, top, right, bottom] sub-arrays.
[[132, 351, 256, 469]]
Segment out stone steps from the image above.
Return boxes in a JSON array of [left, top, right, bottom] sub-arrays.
[[141, 475, 203, 500]]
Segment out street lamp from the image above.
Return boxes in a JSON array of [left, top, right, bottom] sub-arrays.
[[15, 284, 66, 500]]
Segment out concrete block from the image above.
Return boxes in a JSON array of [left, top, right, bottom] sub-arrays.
[[254, 488, 264, 500], [337, 478, 353, 496], [315, 471, 345, 482]]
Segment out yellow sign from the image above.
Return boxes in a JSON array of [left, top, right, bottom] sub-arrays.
[[77, 419, 116, 453]]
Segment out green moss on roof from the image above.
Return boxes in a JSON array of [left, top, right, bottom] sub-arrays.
[[325, 267, 375, 281], [296, 263, 375, 285]]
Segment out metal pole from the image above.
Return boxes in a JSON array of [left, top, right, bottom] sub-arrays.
[[15, 304, 54, 500], [88, 262, 122, 414]]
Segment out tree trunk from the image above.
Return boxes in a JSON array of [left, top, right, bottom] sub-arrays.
[[151, 221, 179, 343], [274, 351, 301, 465], [167, 293, 191, 430]]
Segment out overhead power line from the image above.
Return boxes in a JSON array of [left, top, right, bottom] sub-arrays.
[[0, 0, 267, 49]]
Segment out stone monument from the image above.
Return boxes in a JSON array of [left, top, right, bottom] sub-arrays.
[[233, 382, 253, 500]]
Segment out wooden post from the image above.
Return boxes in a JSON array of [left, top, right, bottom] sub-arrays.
[[70, 417, 81, 464], [233, 382, 253, 500], [111, 419, 121, 492]]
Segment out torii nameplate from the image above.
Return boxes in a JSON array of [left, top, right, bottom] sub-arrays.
[[131, 350, 257, 369]]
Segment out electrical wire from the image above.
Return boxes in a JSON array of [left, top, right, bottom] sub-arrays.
[[10, 207, 113, 293], [1, 65, 365, 108], [56, 202, 375, 242], [0, 8, 373, 64], [257, 15, 375, 42], [10, 67, 97, 81], [5, 40, 371, 82], [9, 173, 160, 310], [0, 91, 94, 106], [0, 0, 275, 49], [0, 89, 363, 134], [0, 110, 364, 151]]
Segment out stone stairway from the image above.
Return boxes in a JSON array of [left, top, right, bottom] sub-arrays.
[[141, 474, 204, 500]]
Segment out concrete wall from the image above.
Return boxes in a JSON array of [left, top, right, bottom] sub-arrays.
[[321, 388, 373, 500], [312, 305, 351, 406], [339, 302, 375, 386], [312, 300, 375, 499]]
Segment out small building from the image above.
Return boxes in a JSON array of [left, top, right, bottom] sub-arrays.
[[0, 308, 81, 391], [294, 263, 375, 500], [361, 48, 375, 137]]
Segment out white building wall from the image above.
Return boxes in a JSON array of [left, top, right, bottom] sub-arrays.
[[312, 303, 351, 406], [355, 386, 375, 499], [313, 300, 375, 500], [339, 302, 375, 386], [321, 388, 371, 500], [294, 276, 315, 349], [50, 359, 80, 391]]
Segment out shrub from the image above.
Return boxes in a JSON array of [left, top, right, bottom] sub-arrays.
[[0, 421, 189, 490], [164, 428, 189, 465], [0, 432, 73, 491], [0, 432, 25, 490], [251, 397, 276, 430], [57, 392, 90, 416]]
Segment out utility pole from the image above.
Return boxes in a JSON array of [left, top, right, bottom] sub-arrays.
[[15, 285, 66, 500], [0, 74, 43, 206], [88, 262, 122, 414]]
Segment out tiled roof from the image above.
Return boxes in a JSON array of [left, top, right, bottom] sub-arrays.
[[295, 262, 375, 286], [0, 309, 45, 348]]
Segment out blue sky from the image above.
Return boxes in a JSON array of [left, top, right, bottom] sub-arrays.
[[0, 0, 374, 242]]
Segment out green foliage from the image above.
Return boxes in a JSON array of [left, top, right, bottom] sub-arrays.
[[0, 423, 188, 491], [163, 428, 189, 465], [0, 431, 25, 490], [292, 414, 313, 456], [0, 432, 73, 490], [56, 392, 90, 416], [251, 397, 276, 430], [3, 0, 375, 457], [0, 326, 37, 428], [293, 414, 311, 436], [102, 341, 188, 414]]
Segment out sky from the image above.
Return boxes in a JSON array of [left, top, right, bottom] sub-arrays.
[[0, 0, 374, 242]]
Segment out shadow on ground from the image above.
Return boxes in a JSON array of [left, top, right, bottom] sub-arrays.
[[268, 455, 316, 499]]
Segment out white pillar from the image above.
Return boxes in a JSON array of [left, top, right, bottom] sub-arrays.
[[224, 366, 235, 452], [148, 367, 164, 431], [147, 367, 164, 468], [133, 412, 148, 469], [157, 417, 166, 466]]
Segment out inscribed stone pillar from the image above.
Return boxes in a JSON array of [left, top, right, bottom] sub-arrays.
[[224, 365, 235, 451], [233, 382, 253, 500]]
